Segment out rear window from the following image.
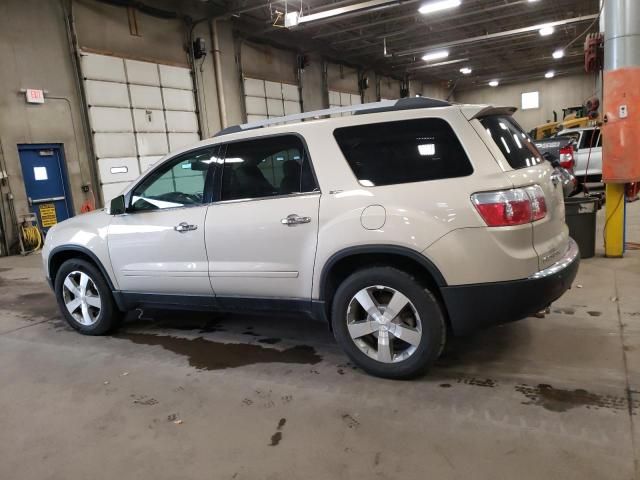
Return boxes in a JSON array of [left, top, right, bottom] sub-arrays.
[[333, 118, 473, 187], [480, 116, 542, 169]]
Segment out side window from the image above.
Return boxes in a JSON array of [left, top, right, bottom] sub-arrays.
[[130, 148, 216, 211], [596, 130, 602, 147], [221, 135, 317, 201], [334, 118, 473, 186], [579, 129, 598, 149]]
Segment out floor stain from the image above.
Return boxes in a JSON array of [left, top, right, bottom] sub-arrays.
[[587, 311, 602, 317], [269, 431, 282, 446], [342, 413, 360, 429], [115, 332, 322, 371], [515, 383, 635, 412], [7, 291, 60, 320], [457, 377, 496, 388], [0, 267, 12, 273], [553, 307, 575, 315], [277, 418, 286, 430], [439, 383, 452, 388]]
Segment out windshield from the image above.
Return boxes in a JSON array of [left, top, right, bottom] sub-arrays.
[[480, 116, 543, 169]]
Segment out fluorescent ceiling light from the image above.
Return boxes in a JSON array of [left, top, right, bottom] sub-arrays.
[[545, 70, 555, 78], [489, 80, 499, 87], [418, 0, 461, 15], [539, 24, 554, 36], [552, 49, 565, 59], [422, 50, 449, 62], [460, 67, 472, 74]]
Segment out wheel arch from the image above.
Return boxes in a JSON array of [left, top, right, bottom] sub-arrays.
[[318, 245, 448, 324], [49, 245, 117, 292]]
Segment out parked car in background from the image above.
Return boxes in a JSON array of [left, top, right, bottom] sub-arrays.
[[42, 98, 580, 379], [556, 127, 603, 184]]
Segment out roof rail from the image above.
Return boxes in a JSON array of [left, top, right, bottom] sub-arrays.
[[214, 97, 451, 137]]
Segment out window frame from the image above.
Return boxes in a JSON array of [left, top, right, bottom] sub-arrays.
[[125, 145, 221, 214], [212, 132, 321, 205], [332, 117, 474, 188]]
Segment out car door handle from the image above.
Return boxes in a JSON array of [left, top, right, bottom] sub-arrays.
[[281, 214, 311, 226], [174, 222, 198, 233]]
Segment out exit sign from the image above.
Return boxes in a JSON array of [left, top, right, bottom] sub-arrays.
[[25, 89, 44, 104]]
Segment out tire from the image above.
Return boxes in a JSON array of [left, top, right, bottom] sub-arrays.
[[54, 258, 123, 335], [331, 267, 445, 379]]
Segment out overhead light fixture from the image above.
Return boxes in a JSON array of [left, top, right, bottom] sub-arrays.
[[539, 24, 554, 36], [459, 67, 472, 74], [422, 50, 449, 61], [418, 0, 461, 15], [552, 49, 565, 59], [527, 0, 540, 2], [283, 0, 399, 28], [545, 70, 555, 78], [489, 80, 499, 87]]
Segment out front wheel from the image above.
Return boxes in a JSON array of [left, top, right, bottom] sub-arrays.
[[54, 259, 122, 335], [331, 267, 446, 379]]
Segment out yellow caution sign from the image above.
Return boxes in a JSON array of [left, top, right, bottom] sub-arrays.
[[39, 203, 58, 228]]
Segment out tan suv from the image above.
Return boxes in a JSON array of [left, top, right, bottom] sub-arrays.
[[42, 98, 579, 379]]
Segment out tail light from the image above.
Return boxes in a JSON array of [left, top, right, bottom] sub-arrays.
[[472, 185, 547, 227], [559, 145, 575, 170]]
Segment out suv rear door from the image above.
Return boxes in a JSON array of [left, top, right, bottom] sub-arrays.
[[475, 114, 569, 271], [205, 134, 320, 304]]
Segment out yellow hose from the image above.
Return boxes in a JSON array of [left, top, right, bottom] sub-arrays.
[[20, 223, 42, 253]]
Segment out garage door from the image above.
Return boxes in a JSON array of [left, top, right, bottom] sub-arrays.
[[243, 77, 301, 123], [329, 90, 361, 116], [80, 52, 200, 204]]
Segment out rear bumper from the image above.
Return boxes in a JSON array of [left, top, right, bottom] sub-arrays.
[[441, 238, 580, 335]]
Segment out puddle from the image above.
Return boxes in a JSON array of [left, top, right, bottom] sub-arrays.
[[116, 332, 322, 371], [0, 267, 12, 273], [553, 307, 575, 315], [587, 311, 602, 317], [4, 291, 60, 320], [515, 383, 634, 412]]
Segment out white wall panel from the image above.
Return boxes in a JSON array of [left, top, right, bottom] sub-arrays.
[[245, 96, 268, 115], [98, 157, 141, 184], [247, 114, 267, 123], [168, 133, 199, 151], [162, 88, 196, 111], [283, 100, 301, 115], [81, 52, 200, 205], [282, 83, 300, 101], [265, 81, 282, 99], [93, 133, 136, 158], [136, 133, 169, 156], [140, 155, 164, 172], [129, 85, 163, 109], [329, 90, 340, 106], [89, 107, 133, 133], [132, 109, 165, 132], [102, 182, 131, 204], [81, 53, 126, 82], [351, 94, 362, 105], [243, 78, 265, 97], [165, 111, 198, 133], [267, 98, 284, 117], [159, 64, 192, 90], [125, 59, 160, 86], [85, 80, 129, 107]]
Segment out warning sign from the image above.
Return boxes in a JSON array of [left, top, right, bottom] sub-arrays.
[[39, 203, 58, 228]]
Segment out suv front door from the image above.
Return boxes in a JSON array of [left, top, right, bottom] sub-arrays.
[[108, 147, 218, 298], [206, 135, 320, 305]]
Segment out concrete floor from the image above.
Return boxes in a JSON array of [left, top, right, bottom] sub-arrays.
[[1, 200, 640, 480]]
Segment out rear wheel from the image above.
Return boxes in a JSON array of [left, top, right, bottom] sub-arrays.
[[331, 267, 445, 379], [54, 259, 122, 335]]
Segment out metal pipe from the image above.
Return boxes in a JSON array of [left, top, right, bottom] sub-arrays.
[[211, 19, 228, 129], [396, 14, 599, 56]]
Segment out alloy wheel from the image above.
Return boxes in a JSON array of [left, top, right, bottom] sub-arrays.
[[346, 285, 422, 363]]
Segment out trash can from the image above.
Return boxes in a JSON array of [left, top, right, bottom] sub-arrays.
[[564, 197, 598, 259]]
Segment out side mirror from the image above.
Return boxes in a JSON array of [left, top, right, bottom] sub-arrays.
[[109, 195, 126, 215]]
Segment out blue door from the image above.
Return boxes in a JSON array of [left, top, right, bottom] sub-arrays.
[[18, 144, 73, 232]]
